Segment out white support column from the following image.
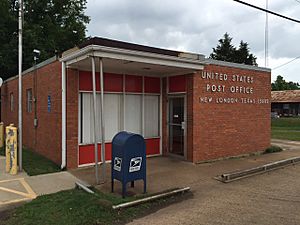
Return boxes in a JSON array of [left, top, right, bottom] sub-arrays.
[[123, 74, 126, 131], [159, 77, 163, 155], [99, 58, 106, 183], [61, 61, 66, 169], [142, 76, 145, 136], [91, 57, 99, 184]]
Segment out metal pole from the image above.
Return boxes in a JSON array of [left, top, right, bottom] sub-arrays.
[[61, 61, 66, 169], [99, 58, 106, 183], [91, 57, 99, 184], [18, 0, 23, 171], [264, 0, 269, 67]]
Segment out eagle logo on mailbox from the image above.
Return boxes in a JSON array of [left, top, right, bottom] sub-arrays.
[[129, 157, 142, 172], [114, 157, 122, 172]]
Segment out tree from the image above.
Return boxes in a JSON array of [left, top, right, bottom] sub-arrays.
[[210, 33, 257, 66], [0, 0, 90, 80], [0, 0, 18, 79], [271, 75, 300, 91]]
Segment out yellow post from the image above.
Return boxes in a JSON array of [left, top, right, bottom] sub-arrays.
[[5, 124, 18, 175], [5, 125, 11, 173], [0, 122, 4, 148]]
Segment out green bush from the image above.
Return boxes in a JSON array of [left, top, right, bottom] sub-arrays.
[[0, 146, 4, 156], [264, 145, 283, 154]]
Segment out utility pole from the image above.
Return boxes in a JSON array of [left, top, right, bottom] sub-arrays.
[[264, 0, 269, 67], [18, 0, 23, 171]]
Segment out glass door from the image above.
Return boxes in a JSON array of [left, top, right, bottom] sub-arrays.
[[168, 96, 185, 157]]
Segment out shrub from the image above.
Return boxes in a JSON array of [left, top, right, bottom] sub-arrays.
[[264, 145, 283, 154], [0, 146, 4, 156]]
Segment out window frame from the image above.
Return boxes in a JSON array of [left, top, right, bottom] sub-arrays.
[[26, 88, 33, 113], [10, 92, 14, 112]]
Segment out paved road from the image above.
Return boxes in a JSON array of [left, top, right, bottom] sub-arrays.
[[128, 153, 300, 224]]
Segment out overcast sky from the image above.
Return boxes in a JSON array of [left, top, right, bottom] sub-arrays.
[[85, 0, 300, 83]]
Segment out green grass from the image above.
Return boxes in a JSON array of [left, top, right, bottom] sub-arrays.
[[22, 148, 61, 176], [271, 118, 300, 141], [0, 145, 60, 175], [271, 130, 300, 141], [271, 117, 300, 130], [0, 188, 184, 225]]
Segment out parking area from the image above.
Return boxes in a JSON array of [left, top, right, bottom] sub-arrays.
[[0, 156, 81, 211], [0, 157, 36, 209], [128, 162, 300, 225]]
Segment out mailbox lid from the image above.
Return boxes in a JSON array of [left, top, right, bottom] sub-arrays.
[[112, 131, 145, 149]]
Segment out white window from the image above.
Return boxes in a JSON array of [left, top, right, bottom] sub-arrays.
[[27, 89, 33, 113], [144, 95, 159, 137], [104, 94, 122, 141], [79, 91, 160, 144], [125, 94, 142, 134], [79, 93, 123, 144], [10, 93, 13, 112], [79, 93, 101, 144]]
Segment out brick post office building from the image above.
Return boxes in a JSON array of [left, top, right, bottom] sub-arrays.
[[1, 37, 271, 169]]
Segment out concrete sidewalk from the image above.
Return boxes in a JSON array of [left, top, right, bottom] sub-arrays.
[[71, 139, 300, 196], [271, 138, 300, 151], [0, 156, 81, 211]]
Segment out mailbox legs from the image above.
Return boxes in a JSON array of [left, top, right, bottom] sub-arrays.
[[122, 183, 126, 198], [112, 180, 146, 198], [143, 179, 146, 194]]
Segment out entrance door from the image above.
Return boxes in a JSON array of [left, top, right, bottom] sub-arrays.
[[168, 96, 185, 157]]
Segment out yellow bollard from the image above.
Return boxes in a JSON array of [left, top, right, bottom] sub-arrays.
[[5, 124, 11, 173], [5, 124, 18, 175], [0, 122, 4, 148]]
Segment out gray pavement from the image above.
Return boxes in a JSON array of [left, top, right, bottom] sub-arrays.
[[71, 139, 300, 194], [128, 164, 300, 225], [272, 138, 300, 151], [0, 156, 81, 211], [124, 140, 300, 225]]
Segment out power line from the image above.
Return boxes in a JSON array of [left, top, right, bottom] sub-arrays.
[[272, 56, 300, 70], [233, 0, 300, 23]]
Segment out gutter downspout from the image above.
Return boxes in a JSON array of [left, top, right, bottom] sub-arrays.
[[61, 61, 66, 169]]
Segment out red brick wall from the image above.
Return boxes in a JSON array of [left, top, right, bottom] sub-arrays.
[[191, 64, 271, 162], [186, 74, 194, 161], [1, 60, 63, 165], [66, 69, 79, 168], [1, 79, 19, 127]]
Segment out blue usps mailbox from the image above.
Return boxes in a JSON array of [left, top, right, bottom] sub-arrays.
[[111, 131, 146, 198]]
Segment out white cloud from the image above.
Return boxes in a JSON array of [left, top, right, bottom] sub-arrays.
[[85, 0, 300, 82]]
